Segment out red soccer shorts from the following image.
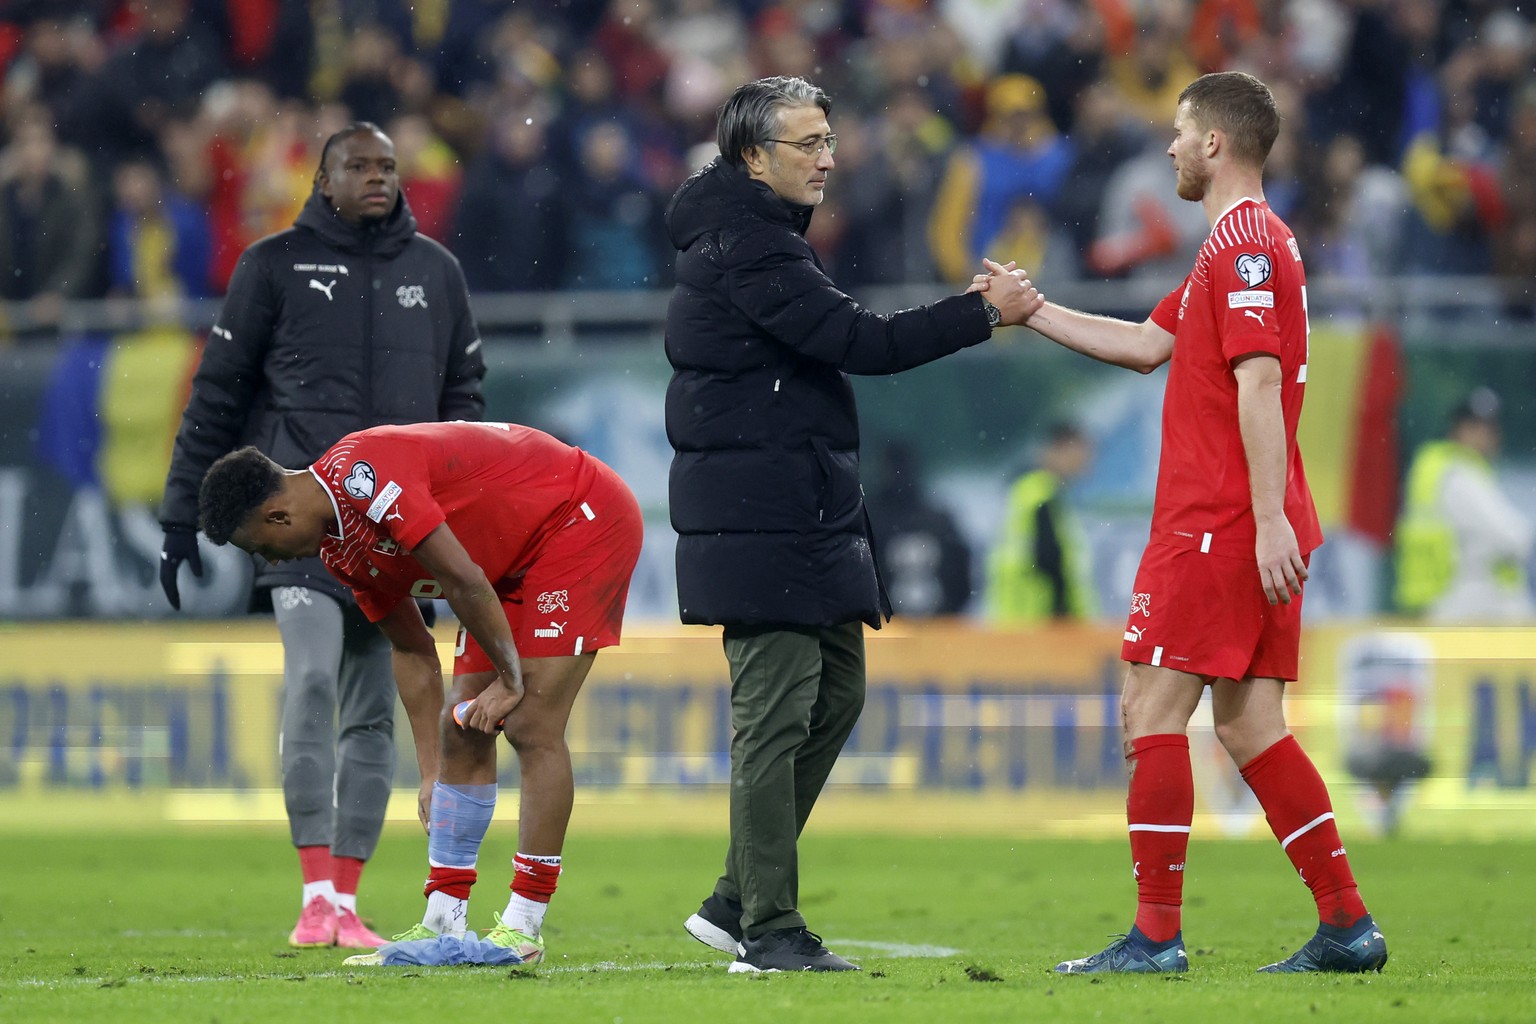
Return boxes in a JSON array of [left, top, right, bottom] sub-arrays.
[[1119, 542, 1307, 681], [454, 463, 643, 672]]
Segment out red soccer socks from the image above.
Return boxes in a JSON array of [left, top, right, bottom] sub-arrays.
[[1241, 734, 1369, 928], [1126, 734, 1194, 943]]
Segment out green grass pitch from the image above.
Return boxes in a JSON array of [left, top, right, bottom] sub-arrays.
[[2, 828, 1532, 1023]]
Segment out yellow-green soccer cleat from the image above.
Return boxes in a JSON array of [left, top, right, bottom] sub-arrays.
[[484, 912, 545, 965], [342, 923, 439, 966]]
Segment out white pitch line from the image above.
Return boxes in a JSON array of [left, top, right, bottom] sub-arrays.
[[821, 940, 962, 958]]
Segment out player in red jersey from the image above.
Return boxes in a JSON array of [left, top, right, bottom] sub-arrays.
[[973, 71, 1386, 975], [196, 421, 643, 966]]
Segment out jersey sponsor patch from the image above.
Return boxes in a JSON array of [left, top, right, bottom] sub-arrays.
[[367, 481, 404, 522], [343, 461, 376, 499], [1234, 252, 1273, 287], [1227, 289, 1275, 309]]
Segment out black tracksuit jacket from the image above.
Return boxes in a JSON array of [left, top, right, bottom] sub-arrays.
[[160, 189, 485, 602]]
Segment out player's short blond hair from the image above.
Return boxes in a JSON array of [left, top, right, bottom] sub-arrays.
[[1178, 71, 1280, 168]]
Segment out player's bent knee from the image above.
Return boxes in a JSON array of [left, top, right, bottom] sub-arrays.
[[501, 719, 566, 755]]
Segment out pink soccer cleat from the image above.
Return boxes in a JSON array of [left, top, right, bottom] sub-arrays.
[[289, 895, 339, 948], [336, 907, 389, 949]]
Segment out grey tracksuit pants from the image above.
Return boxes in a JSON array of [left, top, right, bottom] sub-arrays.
[[271, 586, 396, 860]]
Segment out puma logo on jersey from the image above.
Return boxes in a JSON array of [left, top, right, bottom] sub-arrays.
[[534, 621, 567, 639], [309, 278, 337, 300], [1244, 308, 1268, 326]]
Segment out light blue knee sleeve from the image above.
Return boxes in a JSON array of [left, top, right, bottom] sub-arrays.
[[428, 782, 498, 868]]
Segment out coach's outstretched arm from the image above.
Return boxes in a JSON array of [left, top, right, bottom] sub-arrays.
[[377, 599, 446, 831], [971, 258, 1174, 374], [409, 522, 527, 733]]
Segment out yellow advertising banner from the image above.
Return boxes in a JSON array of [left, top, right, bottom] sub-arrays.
[[0, 621, 1530, 837]]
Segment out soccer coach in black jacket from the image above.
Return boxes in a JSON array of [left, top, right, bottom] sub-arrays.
[[668, 76, 1040, 973], [158, 122, 485, 948]]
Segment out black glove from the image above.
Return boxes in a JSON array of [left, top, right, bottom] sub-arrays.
[[160, 525, 204, 611]]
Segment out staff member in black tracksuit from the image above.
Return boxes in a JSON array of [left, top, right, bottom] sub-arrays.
[[667, 76, 1041, 973], [158, 122, 485, 950]]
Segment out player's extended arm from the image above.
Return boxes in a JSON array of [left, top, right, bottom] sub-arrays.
[[377, 599, 444, 831], [409, 522, 526, 733], [1234, 354, 1307, 605], [969, 261, 1173, 372], [1023, 301, 1173, 374]]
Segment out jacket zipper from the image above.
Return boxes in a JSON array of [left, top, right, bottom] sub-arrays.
[[363, 244, 375, 418]]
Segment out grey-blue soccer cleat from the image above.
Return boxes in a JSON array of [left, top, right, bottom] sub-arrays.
[[1258, 915, 1388, 973], [1055, 927, 1189, 974]]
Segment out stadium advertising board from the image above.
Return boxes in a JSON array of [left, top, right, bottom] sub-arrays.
[[1, 622, 1532, 837]]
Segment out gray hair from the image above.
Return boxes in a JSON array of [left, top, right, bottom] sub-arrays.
[[716, 76, 831, 168]]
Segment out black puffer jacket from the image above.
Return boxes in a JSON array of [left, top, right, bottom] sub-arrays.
[[160, 188, 485, 601], [664, 158, 992, 627]]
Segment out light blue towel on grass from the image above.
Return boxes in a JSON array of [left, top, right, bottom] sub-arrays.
[[378, 932, 528, 967]]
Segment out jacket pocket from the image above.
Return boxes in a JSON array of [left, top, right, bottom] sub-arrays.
[[811, 438, 861, 529]]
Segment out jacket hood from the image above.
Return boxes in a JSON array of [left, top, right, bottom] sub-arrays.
[[666, 157, 813, 251], [294, 186, 420, 258]]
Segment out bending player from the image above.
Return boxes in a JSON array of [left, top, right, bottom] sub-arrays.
[[197, 421, 643, 965], [973, 71, 1386, 974]]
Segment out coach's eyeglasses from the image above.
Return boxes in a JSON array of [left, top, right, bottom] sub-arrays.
[[764, 134, 838, 157]]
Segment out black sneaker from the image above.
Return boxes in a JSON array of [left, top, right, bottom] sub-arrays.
[[684, 892, 744, 955], [727, 927, 858, 973]]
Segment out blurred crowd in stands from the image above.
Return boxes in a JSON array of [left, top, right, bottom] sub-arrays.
[[0, 0, 1532, 338]]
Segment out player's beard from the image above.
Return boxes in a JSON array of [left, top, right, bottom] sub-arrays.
[[1175, 161, 1208, 202]]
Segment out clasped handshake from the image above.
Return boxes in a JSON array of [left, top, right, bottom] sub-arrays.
[[967, 257, 1046, 328]]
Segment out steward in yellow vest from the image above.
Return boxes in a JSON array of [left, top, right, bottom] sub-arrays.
[[1394, 389, 1532, 621], [988, 425, 1097, 623]]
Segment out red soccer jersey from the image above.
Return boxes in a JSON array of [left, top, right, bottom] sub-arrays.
[[312, 421, 602, 621], [1147, 197, 1322, 560]]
